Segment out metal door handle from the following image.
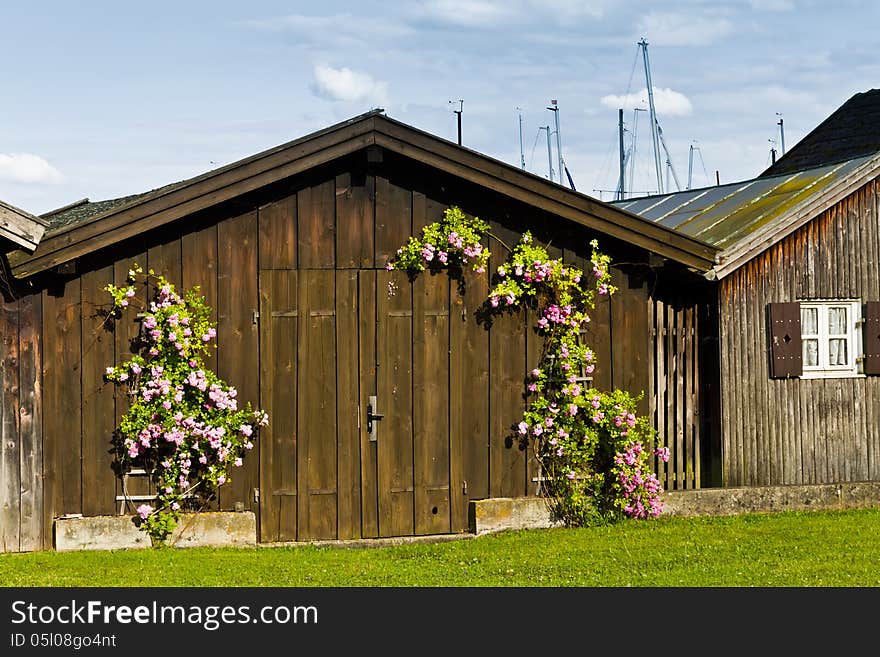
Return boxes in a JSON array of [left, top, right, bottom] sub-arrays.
[[367, 395, 384, 441]]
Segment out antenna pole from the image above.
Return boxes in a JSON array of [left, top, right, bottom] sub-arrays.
[[687, 144, 694, 190], [541, 126, 554, 181], [517, 108, 526, 170], [618, 108, 626, 200], [777, 114, 785, 155], [451, 99, 463, 145], [639, 38, 664, 194], [548, 100, 563, 186]]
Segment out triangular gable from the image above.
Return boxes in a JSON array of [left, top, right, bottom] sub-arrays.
[[5, 111, 717, 278]]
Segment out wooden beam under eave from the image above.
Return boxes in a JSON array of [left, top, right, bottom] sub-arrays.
[[1, 205, 46, 251]]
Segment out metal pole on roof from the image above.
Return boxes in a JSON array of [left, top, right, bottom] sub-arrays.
[[618, 108, 626, 200], [540, 126, 554, 182], [517, 107, 526, 170], [777, 114, 785, 155], [688, 144, 694, 190], [450, 99, 463, 145], [547, 100, 563, 187], [639, 38, 664, 195]]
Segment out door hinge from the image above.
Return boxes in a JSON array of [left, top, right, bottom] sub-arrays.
[[252, 310, 260, 324], [253, 488, 260, 503]]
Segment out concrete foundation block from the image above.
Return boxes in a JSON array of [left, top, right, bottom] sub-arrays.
[[661, 481, 880, 517], [468, 497, 562, 535], [53, 512, 256, 551]]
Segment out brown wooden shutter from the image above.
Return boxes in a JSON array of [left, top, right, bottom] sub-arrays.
[[767, 302, 802, 378], [864, 302, 880, 376]]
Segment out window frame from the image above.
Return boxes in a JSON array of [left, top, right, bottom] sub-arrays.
[[799, 299, 864, 379]]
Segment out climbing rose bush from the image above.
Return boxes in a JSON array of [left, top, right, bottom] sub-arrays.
[[386, 205, 490, 274], [390, 210, 669, 526], [104, 264, 267, 543]]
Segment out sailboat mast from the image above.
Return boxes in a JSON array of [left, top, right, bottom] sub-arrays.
[[618, 108, 625, 200], [639, 38, 664, 194]]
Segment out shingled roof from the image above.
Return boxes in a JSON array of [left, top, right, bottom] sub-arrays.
[[761, 88, 880, 176]]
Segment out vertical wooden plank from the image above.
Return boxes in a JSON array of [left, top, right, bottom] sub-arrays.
[[525, 311, 543, 497], [358, 270, 379, 538], [449, 267, 489, 531], [182, 224, 219, 375], [488, 221, 527, 498], [336, 172, 374, 269], [217, 211, 259, 511], [336, 270, 361, 539], [692, 303, 701, 488], [258, 270, 298, 542], [297, 180, 336, 269], [80, 266, 117, 516], [674, 302, 685, 490], [377, 269, 414, 537], [0, 298, 20, 552], [374, 176, 412, 266], [18, 293, 42, 551], [654, 299, 669, 489], [413, 272, 450, 535], [258, 195, 297, 270], [113, 253, 150, 509], [586, 286, 612, 392], [148, 238, 182, 288], [610, 269, 651, 416], [683, 305, 694, 488], [42, 279, 83, 546], [665, 302, 676, 488], [297, 270, 337, 540]]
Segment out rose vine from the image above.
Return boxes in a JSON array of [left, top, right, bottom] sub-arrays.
[[104, 265, 268, 543], [389, 206, 669, 525]]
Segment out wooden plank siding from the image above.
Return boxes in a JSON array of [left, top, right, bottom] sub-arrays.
[[719, 180, 880, 486], [0, 154, 721, 552]]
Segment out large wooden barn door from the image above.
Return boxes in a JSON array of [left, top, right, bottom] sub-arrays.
[[258, 268, 453, 543], [372, 270, 451, 538]]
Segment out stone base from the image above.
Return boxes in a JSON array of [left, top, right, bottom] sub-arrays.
[[54, 512, 256, 551], [468, 497, 562, 535], [661, 481, 880, 517]]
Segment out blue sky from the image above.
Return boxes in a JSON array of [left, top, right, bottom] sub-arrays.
[[1, 1, 877, 215]]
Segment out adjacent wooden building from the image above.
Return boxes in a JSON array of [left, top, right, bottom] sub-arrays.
[[2, 90, 879, 553]]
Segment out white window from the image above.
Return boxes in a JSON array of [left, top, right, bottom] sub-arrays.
[[800, 300, 863, 378]]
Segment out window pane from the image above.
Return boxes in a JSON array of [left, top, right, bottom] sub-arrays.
[[829, 338, 848, 366], [803, 339, 819, 367], [801, 307, 818, 335], [828, 307, 847, 335]]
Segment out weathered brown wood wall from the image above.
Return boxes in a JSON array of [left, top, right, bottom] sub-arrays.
[[1, 152, 677, 551], [720, 180, 880, 486]]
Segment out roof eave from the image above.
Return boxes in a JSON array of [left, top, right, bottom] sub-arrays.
[[0, 200, 49, 252], [708, 151, 880, 280]]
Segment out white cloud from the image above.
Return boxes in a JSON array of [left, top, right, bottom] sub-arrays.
[[600, 87, 693, 117], [636, 12, 732, 47], [312, 65, 389, 106], [0, 153, 64, 184]]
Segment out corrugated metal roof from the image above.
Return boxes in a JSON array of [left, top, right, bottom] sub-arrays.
[[611, 154, 874, 250]]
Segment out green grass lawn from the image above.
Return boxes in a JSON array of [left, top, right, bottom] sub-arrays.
[[2, 508, 879, 587]]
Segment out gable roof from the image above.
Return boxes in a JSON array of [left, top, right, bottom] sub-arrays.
[[761, 89, 880, 176], [613, 89, 880, 280], [5, 110, 718, 279], [613, 151, 879, 279], [0, 198, 49, 251]]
